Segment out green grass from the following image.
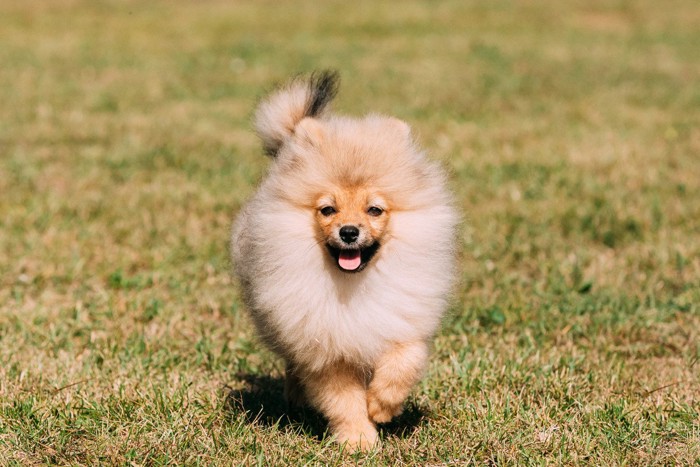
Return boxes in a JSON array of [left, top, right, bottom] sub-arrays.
[[1, 0, 699, 464]]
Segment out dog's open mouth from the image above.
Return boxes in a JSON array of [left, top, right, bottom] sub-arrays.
[[326, 243, 380, 273]]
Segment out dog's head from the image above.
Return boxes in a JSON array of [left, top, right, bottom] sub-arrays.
[[253, 71, 455, 275], [314, 186, 389, 273], [268, 113, 443, 274]]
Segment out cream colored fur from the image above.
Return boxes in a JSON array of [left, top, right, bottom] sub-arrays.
[[231, 72, 457, 451]]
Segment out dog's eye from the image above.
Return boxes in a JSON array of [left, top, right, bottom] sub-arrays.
[[367, 206, 383, 217], [320, 206, 336, 216]]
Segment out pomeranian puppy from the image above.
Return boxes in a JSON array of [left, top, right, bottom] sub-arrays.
[[231, 71, 457, 451]]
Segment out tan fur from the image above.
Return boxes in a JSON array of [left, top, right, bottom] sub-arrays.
[[314, 187, 391, 249], [232, 73, 458, 451], [302, 361, 378, 450], [367, 341, 429, 423]]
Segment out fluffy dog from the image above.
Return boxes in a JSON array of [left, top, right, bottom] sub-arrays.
[[231, 71, 457, 450]]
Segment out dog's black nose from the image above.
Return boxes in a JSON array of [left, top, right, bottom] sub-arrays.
[[339, 225, 360, 244]]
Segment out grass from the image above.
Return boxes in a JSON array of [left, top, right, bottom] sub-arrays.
[[1, 0, 699, 464]]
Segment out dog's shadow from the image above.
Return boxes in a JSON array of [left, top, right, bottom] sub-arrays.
[[224, 373, 428, 441]]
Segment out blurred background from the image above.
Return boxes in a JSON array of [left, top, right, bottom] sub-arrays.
[[1, 0, 698, 464]]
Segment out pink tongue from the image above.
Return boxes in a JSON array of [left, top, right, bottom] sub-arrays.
[[338, 249, 361, 270]]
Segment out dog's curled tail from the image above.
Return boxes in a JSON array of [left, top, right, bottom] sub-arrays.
[[254, 70, 340, 156]]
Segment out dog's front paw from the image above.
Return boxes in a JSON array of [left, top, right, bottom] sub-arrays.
[[367, 389, 404, 424], [334, 421, 378, 452]]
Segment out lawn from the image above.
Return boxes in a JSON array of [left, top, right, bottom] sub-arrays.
[[1, 0, 699, 465]]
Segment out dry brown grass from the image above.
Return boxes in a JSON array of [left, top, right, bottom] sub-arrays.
[[1, 0, 699, 464]]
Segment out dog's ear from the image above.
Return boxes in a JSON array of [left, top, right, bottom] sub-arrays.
[[294, 117, 325, 148], [386, 117, 411, 139]]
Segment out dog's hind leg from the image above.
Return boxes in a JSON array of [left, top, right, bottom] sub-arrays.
[[366, 341, 429, 424], [284, 363, 306, 408]]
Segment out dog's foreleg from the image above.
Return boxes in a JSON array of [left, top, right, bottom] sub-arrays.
[[302, 361, 378, 452], [367, 341, 428, 424]]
